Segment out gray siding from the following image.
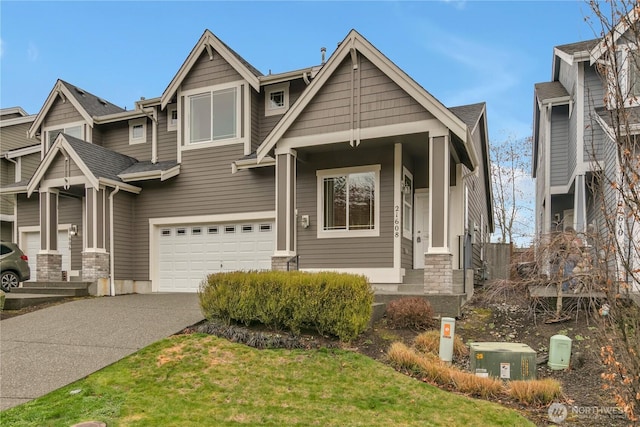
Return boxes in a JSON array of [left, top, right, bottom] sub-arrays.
[[1, 221, 12, 242], [296, 145, 394, 269], [59, 195, 83, 271], [114, 191, 135, 280], [44, 152, 83, 180], [100, 121, 152, 160], [181, 50, 243, 92], [158, 106, 177, 161], [131, 144, 276, 280], [584, 65, 605, 161], [550, 105, 570, 186], [258, 79, 307, 147], [43, 96, 84, 128], [21, 153, 41, 181], [558, 60, 576, 98], [0, 122, 38, 151], [285, 56, 432, 139], [1, 194, 13, 217], [17, 194, 39, 228]]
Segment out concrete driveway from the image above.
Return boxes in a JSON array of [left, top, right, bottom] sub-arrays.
[[0, 293, 203, 410]]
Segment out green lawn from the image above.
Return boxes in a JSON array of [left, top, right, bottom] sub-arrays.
[[1, 334, 534, 426]]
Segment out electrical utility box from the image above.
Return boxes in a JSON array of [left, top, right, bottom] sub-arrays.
[[469, 342, 537, 380]]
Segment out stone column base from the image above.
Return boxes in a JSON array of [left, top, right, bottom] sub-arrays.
[[271, 256, 298, 271], [82, 252, 110, 282], [36, 253, 62, 282], [424, 253, 453, 294]]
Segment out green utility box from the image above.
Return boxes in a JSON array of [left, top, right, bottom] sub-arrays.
[[469, 342, 537, 380]]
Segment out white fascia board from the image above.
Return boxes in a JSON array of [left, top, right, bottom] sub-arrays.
[[259, 67, 315, 85], [98, 178, 141, 194], [161, 31, 260, 109], [232, 156, 275, 173], [590, 8, 638, 65], [0, 115, 36, 127], [554, 48, 575, 67], [3, 144, 40, 159], [541, 96, 571, 106], [29, 81, 94, 138], [93, 109, 151, 125], [117, 165, 181, 183], [0, 106, 28, 117], [0, 185, 27, 195]]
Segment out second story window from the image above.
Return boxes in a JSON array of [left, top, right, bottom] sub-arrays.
[[129, 118, 147, 144], [167, 105, 178, 131], [265, 83, 289, 116], [44, 122, 84, 151], [185, 83, 239, 145]]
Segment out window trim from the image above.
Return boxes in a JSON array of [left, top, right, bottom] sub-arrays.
[[181, 81, 243, 150], [402, 167, 413, 239], [316, 165, 381, 239], [42, 121, 86, 151], [167, 104, 178, 131], [129, 118, 147, 145], [265, 82, 290, 117]]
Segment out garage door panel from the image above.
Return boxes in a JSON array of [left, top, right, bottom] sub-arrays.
[[157, 222, 274, 292]]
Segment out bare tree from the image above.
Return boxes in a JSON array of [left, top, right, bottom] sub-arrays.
[[490, 135, 533, 245]]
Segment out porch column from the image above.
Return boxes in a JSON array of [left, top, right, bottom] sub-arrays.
[[37, 188, 62, 281], [573, 174, 586, 233], [271, 149, 298, 271], [424, 134, 453, 294], [82, 186, 109, 282]]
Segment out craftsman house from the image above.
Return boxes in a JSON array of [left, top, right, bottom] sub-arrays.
[[1, 29, 493, 313], [532, 13, 639, 292]]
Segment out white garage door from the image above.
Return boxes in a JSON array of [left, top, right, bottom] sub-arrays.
[[157, 222, 275, 292], [24, 230, 71, 281]]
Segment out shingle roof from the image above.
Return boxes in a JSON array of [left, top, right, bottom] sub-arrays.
[[449, 102, 485, 129], [119, 160, 179, 175], [217, 38, 263, 77], [535, 82, 570, 102], [555, 39, 599, 56], [59, 80, 125, 117], [63, 134, 137, 181]]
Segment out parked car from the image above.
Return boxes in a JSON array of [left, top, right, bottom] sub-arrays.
[[0, 242, 31, 292]]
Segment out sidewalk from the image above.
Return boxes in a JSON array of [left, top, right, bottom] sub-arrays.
[[0, 293, 203, 410]]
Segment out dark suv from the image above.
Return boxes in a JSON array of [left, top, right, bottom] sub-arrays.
[[1, 242, 31, 292]]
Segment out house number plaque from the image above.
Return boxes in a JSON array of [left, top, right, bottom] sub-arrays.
[[394, 205, 400, 238]]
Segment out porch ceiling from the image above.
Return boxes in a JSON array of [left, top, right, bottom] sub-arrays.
[[295, 132, 429, 157]]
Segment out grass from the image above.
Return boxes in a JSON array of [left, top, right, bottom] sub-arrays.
[[1, 334, 533, 427]]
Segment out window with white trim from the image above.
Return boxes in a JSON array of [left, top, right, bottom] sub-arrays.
[[167, 105, 178, 131], [265, 83, 289, 116], [402, 167, 413, 239], [317, 165, 380, 238], [185, 83, 239, 145], [46, 124, 83, 148], [129, 118, 147, 144]]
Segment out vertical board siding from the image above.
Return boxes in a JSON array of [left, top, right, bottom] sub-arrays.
[[43, 153, 83, 180], [43, 97, 84, 128], [296, 145, 394, 269], [59, 196, 83, 270], [251, 91, 260, 151], [181, 50, 243, 92], [550, 105, 569, 186], [0, 122, 39, 151], [114, 191, 135, 280], [584, 65, 605, 161], [131, 144, 276, 279], [100, 122, 152, 160]]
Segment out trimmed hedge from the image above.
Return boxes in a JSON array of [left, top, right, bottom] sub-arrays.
[[199, 271, 374, 341]]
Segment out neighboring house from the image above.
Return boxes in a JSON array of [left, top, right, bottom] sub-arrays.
[[0, 107, 41, 241], [0, 29, 493, 314], [532, 15, 639, 292]]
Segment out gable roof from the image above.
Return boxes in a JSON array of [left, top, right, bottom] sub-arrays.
[[256, 29, 473, 166], [28, 80, 125, 138], [449, 102, 485, 132], [590, 6, 640, 64], [161, 29, 262, 108], [534, 81, 570, 105], [27, 134, 140, 196]]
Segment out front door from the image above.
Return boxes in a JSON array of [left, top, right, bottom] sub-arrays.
[[413, 190, 429, 268]]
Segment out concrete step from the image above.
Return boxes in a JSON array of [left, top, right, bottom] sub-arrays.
[[12, 287, 89, 297], [371, 283, 398, 292], [3, 293, 70, 310], [398, 284, 424, 293], [402, 269, 424, 284], [22, 281, 91, 289]]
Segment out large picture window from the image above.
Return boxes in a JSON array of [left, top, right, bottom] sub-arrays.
[[317, 165, 380, 238], [186, 84, 238, 145]]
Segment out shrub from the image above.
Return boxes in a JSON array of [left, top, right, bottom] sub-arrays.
[[199, 271, 373, 341], [507, 379, 562, 405], [385, 297, 436, 330], [414, 330, 469, 359]]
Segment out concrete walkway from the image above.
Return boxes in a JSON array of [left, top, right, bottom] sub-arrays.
[[0, 293, 203, 410]]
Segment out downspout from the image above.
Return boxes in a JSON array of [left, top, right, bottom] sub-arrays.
[[109, 186, 120, 296], [151, 106, 158, 164]]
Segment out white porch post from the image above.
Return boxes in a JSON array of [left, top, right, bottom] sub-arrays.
[[272, 148, 298, 271], [573, 174, 587, 233]]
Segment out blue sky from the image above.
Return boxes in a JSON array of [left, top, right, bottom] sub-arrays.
[[1, 0, 599, 141]]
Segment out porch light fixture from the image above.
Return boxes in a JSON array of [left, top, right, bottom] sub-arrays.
[[69, 224, 78, 237]]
